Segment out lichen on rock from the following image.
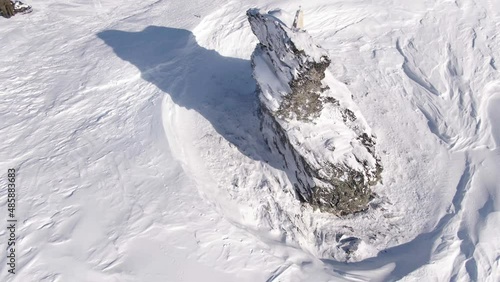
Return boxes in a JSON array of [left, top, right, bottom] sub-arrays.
[[247, 8, 382, 215]]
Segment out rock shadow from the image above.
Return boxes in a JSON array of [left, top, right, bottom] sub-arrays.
[[97, 26, 282, 169]]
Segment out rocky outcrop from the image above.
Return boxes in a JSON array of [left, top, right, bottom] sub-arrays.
[[247, 9, 382, 215], [0, 1, 31, 18]]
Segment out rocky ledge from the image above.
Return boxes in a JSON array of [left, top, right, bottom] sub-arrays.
[[247, 9, 382, 215]]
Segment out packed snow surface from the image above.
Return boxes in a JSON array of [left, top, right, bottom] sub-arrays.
[[0, 0, 499, 281]]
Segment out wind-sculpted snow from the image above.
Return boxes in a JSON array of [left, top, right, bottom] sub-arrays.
[[1, 0, 499, 281], [247, 9, 382, 215]]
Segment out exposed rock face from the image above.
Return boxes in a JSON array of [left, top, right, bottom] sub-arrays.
[[0, 1, 32, 17], [247, 9, 382, 215]]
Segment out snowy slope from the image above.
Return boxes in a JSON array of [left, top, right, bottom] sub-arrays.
[[0, 0, 499, 281]]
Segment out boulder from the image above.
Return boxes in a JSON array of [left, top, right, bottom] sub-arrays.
[[247, 9, 382, 215]]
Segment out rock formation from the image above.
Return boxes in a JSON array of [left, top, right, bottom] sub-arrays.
[[0, 1, 31, 17], [247, 9, 382, 215]]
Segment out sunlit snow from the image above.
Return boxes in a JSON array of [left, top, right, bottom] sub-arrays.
[[0, 0, 499, 281]]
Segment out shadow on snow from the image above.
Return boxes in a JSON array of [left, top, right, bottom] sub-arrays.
[[97, 26, 279, 168]]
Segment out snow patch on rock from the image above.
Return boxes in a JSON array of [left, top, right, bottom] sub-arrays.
[[248, 9, 382, 214]]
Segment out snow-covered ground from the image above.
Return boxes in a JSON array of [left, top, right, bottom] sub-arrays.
[[0, 0, 499, 281]]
